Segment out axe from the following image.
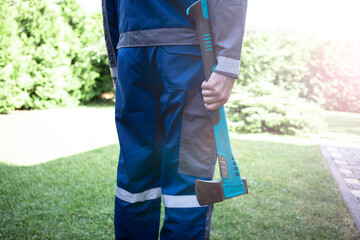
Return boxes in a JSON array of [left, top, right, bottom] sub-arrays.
[[187, 0, 248, 206]]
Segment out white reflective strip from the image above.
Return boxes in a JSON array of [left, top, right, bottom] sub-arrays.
[[115, 187, 161, 204], [162, 195, 206, 208], [110, 67, 117, 78]]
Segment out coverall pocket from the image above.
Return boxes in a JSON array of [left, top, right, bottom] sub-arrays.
[[160, 46, 204, 90], [178, 88, 216, 178]]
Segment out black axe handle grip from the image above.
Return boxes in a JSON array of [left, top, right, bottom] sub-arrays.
[[187, 0, 220, 125]]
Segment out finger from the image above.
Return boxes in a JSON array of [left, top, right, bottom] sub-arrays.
[[201, 80, 213, 90], [204, 102, 220, 112], [203, 96, 218, 104], [205, 98, 228, 110], [201, 89, 217, 97]]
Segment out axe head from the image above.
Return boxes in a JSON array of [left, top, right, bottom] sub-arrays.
[[195, 178, 248, 206], [195, 180, 225, 206]]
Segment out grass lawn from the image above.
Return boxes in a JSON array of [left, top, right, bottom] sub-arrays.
[[319, 110, 360, 143], [1, 134, 359, 239]]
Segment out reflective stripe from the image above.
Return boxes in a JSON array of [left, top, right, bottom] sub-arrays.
[[110, 67, 117, 78], [115, 187, 161, 204], [116, 28, 200, 49], [163, 195, 206, 208]]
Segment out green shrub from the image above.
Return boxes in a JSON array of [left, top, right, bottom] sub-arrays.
[[59, 0, 112, 102], [239, 30, 360, 114], [230, 31, 324, 134], [227, 82, 324, 135], [0, 1, 30, 113], [239, 31, 312, 97], [0, 0, 111, 114], [307, 41, 360, 112], [228, 30, 360, 134]]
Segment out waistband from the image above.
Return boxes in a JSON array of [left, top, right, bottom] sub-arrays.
[[116, 28, 200, 49]]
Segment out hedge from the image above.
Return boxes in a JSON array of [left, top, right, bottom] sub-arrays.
[[238, 30, 360, 113], [225, 30, 359, 134], [0, 0, 112, 114]]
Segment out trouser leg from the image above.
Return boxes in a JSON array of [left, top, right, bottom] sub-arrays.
[[114, 47, 162, 240], [157, 46, 217, 240]]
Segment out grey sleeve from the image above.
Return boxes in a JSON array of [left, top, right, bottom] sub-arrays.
[[208, 0, 248, 79], [102, 0, 119, 78]]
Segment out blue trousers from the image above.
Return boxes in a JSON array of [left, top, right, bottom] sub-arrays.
[[114, 46, 216, 240]]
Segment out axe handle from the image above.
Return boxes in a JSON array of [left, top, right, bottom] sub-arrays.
[[187, 0, 220, 125], [187, 0, 247, 199]]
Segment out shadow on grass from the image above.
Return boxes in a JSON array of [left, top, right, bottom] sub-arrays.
[[1, 139, 359, 240]]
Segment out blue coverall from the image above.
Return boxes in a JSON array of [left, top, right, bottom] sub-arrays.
[[101, 1, 247, 239]]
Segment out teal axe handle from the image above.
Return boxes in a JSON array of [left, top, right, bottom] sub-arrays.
[[187, 0, 247, 199], [187, 0, 220, 125]]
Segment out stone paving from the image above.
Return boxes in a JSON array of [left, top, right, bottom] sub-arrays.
[[319, 140, 360, 230]]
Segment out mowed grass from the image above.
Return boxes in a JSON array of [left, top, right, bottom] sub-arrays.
[[211, 137, 359, 239], [0, 145, 119, 240], [320, 110, 360, 143], [1, 136, 359, 239]]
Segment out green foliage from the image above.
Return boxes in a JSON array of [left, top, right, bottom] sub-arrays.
[[227, 83, 324, 135], [230, 31, 324, 134], [239, 31, 312, 98], [0, 1, 29, 113], [0, 0, 111, 114], [229, 30, 360, 134], [307, 41, 360, 112], [59, 0, 112, 102], [239, 30, 360, 113]]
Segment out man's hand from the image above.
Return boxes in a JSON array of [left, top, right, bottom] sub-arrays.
[[201, 72, 236, 111], [112, 77, 116, 89]]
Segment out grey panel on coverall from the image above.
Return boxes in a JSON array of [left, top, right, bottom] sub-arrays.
[[178, 88, 216, 178]]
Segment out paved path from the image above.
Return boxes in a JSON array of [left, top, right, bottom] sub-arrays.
[[319, 139, 360, 230], [0, 107, 118, 166]]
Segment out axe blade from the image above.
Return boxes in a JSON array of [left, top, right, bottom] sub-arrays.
[[195, 179, 225, 206], [196, 178, 248, 206]]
